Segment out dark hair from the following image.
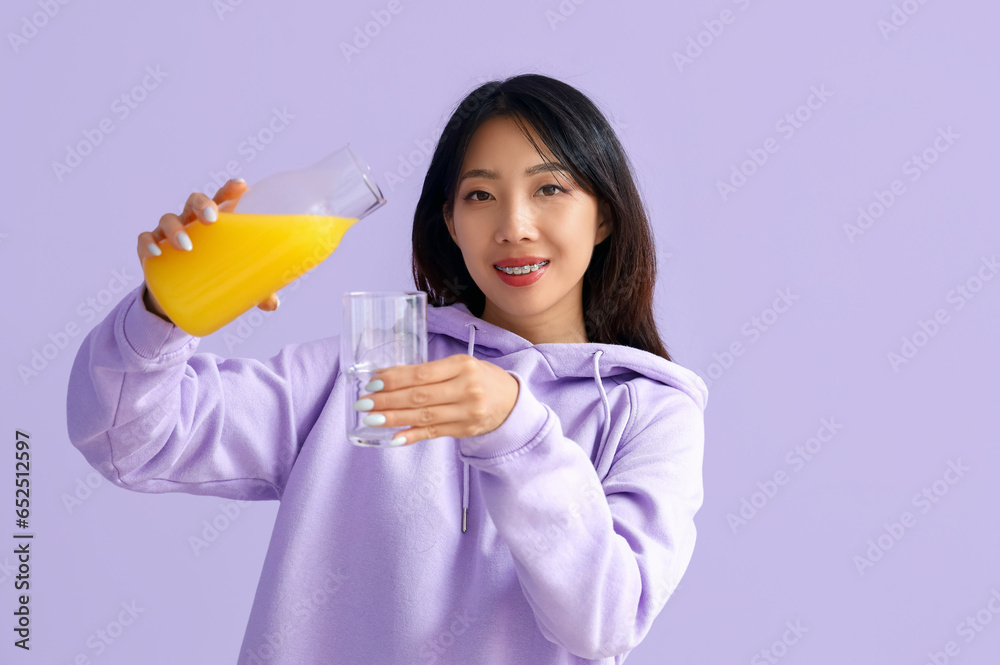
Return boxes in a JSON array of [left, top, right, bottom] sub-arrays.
[[410, 73, 672, 362]]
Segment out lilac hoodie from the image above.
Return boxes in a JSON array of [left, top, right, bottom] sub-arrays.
[[66, 282, 708, 664]]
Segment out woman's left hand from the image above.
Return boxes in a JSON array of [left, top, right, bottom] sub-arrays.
[[353, 354, 520, 446]]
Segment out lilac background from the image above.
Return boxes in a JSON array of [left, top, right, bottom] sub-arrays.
[[3, 0, 999, 662]]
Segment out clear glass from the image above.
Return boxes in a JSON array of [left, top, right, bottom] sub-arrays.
[[341, 291, 428, 447]]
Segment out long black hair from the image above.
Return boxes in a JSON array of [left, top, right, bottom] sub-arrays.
[[410, 73, 671, 362]]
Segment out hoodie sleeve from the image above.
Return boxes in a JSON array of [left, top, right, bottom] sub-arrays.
[[457, 370, 705, 660], [65, 283, 339, 500]]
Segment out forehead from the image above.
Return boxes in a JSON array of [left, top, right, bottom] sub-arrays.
[[462, 115, 556, 166]]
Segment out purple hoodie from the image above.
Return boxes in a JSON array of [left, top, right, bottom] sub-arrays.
[[66, 282, 708, 664]]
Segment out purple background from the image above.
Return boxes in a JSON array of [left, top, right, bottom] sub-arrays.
[[3, 0, 999, 662]]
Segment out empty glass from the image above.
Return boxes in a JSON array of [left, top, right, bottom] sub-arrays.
[[342, 291, 428, 447]]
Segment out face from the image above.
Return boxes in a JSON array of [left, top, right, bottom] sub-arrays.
[[442, 116, 612, 344]]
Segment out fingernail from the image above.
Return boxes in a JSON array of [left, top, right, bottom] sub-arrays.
[[363, 413, 386, 427], [390, 436, 407, 446], [274, 295, 280, 308], [177, 231, 193, 251], [232, 177, 246, 183], [203, 206, 217, 223], [365, 379, 384, 392], [147, 242, 162, 256], [353, 398, 374, 412]]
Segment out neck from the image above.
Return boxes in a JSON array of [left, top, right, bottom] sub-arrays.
[[480, 299, 589, 345]]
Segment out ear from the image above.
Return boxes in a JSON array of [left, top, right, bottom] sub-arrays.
[[595, 200, 613, 245]]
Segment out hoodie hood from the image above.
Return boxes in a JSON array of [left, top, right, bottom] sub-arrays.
[[427, 301, 709, 534]]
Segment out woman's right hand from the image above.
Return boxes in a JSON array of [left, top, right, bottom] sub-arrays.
[[136, 178, 280, 322]]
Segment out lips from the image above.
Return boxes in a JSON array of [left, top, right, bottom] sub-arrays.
[[493, 256, 549, 268], [492, 260, 549, 287], [493, 260, 550, 275]]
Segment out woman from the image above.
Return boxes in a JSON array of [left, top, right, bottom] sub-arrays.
[[66, 73, 707, 664]]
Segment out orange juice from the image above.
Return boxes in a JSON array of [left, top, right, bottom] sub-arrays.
[[142, 212, 359, 337]]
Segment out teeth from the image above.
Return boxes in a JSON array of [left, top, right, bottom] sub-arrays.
[[494, 260, 549, 275]]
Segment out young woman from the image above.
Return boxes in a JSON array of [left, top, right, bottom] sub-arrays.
[[66, 73, 707, 664]]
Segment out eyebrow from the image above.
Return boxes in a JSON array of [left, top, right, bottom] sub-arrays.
[[458, 162, 568, 184]]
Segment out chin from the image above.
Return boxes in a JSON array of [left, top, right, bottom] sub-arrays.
[[486, 292, 551, 318]]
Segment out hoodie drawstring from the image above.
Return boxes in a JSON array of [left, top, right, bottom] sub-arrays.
[[462, 323, 477, 533], [591, 350, 613, 482], [458, 326, 612, 533]]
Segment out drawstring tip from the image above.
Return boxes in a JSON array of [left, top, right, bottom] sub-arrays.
[[462, 508, 468, 533]]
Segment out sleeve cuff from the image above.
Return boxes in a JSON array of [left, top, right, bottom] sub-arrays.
[[121, 283, 198, 360], [458, 370, 551, 461]]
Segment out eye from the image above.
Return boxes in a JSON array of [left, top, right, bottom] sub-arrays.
[[463, 190, 491, 202], [539, 184, 566, 196]]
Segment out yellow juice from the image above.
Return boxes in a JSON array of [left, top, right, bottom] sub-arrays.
[[142, 212, 359, 337]]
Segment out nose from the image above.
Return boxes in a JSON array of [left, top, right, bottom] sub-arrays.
[[494, 195, 539, 243]]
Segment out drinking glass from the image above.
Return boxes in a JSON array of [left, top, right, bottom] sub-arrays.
[[342, 291, 428, 447]]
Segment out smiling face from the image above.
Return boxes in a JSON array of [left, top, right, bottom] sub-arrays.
[[442, 115, 612, 344]]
